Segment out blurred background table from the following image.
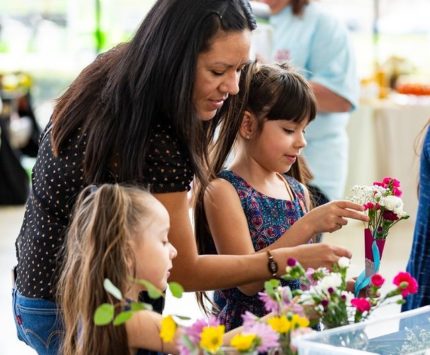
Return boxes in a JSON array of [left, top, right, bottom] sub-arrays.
[[345, 95, 430, 221]]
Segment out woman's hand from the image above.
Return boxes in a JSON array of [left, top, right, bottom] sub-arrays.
[[299, 200, 369, 235]]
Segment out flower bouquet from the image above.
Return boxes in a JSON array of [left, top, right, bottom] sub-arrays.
[[282, 257, 418, 331], [348, 177, 409, 295], [161, 280, 310, 355], [171, 315, 280, 355]]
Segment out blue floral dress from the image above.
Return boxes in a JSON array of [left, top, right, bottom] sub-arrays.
[[213, 170, 308, 330]]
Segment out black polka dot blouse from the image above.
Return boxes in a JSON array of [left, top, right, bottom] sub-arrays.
[[14, 121, 194, 299]]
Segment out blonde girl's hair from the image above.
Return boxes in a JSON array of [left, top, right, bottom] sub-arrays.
[[57, 184, 153, 355]]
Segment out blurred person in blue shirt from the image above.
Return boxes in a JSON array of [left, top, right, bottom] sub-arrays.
[[403, 121, 430, 311], [259, 0, 359, 200]]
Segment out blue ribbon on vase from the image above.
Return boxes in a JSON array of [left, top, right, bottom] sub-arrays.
[[354, 241, 381, 297]]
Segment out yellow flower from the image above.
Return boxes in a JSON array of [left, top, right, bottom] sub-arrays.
[[230, 333, 256, 352], [268, 315, 291, 334], [200, 325, 225, 353], [160, 315, 177, 343], [291, 314, 309, 329]]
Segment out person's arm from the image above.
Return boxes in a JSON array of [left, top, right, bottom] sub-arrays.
[[203, 179, 364, 295], [154, 190, 269, 291], [127, 310, 180, 354], [154, 190, 352, 292], [310, 81, 352, 113]]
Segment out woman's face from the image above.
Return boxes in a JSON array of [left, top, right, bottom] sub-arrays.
[[133, 198, 177, 291], [193, 30, 251, 121]]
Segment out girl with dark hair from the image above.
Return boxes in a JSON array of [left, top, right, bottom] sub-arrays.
[[195, 62, 368, 330]]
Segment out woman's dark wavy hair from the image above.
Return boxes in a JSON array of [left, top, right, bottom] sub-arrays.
[[194, 62, 317, 314], [51, 0, 256, 186]]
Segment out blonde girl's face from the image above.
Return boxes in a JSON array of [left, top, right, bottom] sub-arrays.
[[133, 199, 177, 291], [250, 118, 308, 173], [193, 30, 251, 121]]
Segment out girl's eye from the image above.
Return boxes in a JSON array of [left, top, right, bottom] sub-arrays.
[[211, 70, 224, 76], [283, 128, 295, 134]]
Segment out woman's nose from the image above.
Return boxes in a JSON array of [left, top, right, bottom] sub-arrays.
[[220, 70, 240, 95]]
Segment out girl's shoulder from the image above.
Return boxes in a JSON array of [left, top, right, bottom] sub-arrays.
[[218, 169, 250, 189], [283, 174, 305, 196]]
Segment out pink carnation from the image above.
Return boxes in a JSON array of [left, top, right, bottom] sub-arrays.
[[351, 298, 371, 313], [364, 202, 375, 210], [393, 187, 402, 197], [371, 274, 385, 288], [393, 272, 419, 297]]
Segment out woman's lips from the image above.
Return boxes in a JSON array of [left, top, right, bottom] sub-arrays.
[[208, 98, 225, 110]]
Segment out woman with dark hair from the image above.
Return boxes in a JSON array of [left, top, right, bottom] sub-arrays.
[[12, 1, 353, 353]]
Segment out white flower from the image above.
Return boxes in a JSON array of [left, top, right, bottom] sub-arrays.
[[348, 185, 386, 205], [315, 273, 342, 293], [299, 291, 316, 306], [338, 257, 350, 269], [342, 291, 354, 306], [380, 195, 402, 210]]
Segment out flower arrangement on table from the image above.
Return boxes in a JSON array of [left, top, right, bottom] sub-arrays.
[[163, 292, 309, 355], [161, 280, 311, 355], [282, 257, 418, 330], [348, 177, 409, 295]]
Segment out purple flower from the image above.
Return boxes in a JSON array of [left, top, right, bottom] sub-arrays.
[[178, 343, 191, 355], [321, 299, 329, 308], [258, 292, 280, 313], [305, 268, 318, 287], [246, 322, 279, 352], [184, 317, 219, 343], [287, 258, 297, 267], [242, 311, 259, 328]]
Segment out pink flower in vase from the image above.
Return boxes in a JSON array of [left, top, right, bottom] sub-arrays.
[[371, 274, 385, 288], [351, 298, 371, 313], [393, 272, 419, 297]]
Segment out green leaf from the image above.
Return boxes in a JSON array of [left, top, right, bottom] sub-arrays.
[[135, 279, 163, 299], [173, 314, 191, 321], [168, 282, 184, 298], [94, 303, 114, 325], [103, 278, 123, 300], [113, 310, 134, 325], [130, 301, 152, 312], [264, 279, 280, 296]]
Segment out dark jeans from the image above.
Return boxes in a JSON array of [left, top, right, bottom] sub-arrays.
[[12, 288, 166, 355], [12, 288, 62, 355]]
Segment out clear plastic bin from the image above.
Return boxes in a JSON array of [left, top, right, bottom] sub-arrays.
[[293, 306, 430, 354]]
